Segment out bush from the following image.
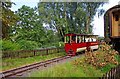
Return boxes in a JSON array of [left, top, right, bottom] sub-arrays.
[[43, 42, 64, 48], [1, 40, 21, 51], [0, 39, 2, 50], [58, 42, 64, 47], [17, 40, 39, 50]]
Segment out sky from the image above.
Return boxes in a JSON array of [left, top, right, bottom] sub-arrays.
[[11, 0, 120, 37]]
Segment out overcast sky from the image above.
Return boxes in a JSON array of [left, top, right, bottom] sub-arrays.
[[11, 0, 120, 37]]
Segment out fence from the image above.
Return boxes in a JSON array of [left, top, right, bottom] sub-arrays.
[[2, 48, 64, 58], [102, 64, 120, 79]]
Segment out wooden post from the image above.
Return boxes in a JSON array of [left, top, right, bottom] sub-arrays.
[[18, 51, 19, 58], [46, 49, 48, 55], [57, 48, 59, 53], [110, 68, 112, 78], [118, 65, 119, 72], [34, 50, 36, 56], [113, 68, 115, 79]]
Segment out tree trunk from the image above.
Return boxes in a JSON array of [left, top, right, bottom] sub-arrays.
[[2, 22, 9, 39], [86, 16, 90, 34]]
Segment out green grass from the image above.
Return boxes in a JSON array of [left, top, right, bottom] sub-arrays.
[[100, 54, 120, 73], [100, 63, 116, 73], [115, 54, 120, 63], [30, 57, 103, 77], [29, 46, 120, 77], [1, 52, 66, 72]]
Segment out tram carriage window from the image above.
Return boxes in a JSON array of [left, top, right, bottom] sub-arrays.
[[115, 15, 119, 21], [89, 37, 93, 42], [65, 36, 70, 43], [84, 36, 89, 42], [77, 36, 81, 43], [91, 38, 93, 42], [85, 38, 88, 42], [86, 38, 91, 42], [94, 37, 96, 41], [87, 38, 90, 42], [81, 36, 82, 42], [81, 36, 84, 42], [77, 36, 79, 43], [85, 36, 95, 42], [93, 38, 96, 42], [86, 36, 91, 42], [71, 36, 76, 43], [79, 36, 82, 43]]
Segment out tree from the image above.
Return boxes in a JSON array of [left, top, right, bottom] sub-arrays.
[[1, 0, 18, 39], [11, 5, 45, 46], [37, 2, 105, 41], [80, 2, 105, 33]]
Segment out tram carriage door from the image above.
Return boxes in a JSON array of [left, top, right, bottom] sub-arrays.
[[112, 12, 120, 36], [119, 13, 120, 36]]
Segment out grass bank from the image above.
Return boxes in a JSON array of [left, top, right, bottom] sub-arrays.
[[1, 52, 66, 72]]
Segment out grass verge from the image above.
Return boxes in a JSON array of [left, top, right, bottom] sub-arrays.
[[1, 52, 66, 72], [30, 57, 103, 77]]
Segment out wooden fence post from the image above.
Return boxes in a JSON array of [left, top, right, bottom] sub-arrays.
[[57, 48, 59, 53], [119, 65, 120, 78], [34, 50, 36, 56], [46, 49, 48, 55], [110, 69, 112, 79], [113, 68, 115, 79]]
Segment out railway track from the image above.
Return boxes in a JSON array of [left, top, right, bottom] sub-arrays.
[[1, 55, 72, 78]]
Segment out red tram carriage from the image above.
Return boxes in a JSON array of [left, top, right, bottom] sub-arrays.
[[64, 33, 99, 56]]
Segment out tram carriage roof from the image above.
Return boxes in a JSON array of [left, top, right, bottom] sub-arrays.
[[104, 5, 120, 16], [65, 33, 98, 37]]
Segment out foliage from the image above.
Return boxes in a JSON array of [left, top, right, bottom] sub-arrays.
[[11, 5, 44, 43], [83, 43, 119, 73], [1, 39, 39, 51], [1, 40, 20, 51], [0, 40, 2, 50], [1, 0, 18, 39], [17, 40, 38, 50], [38, 2, 105, 41], [80, 2, 105, 33], [10, 5, 60, 49], [98, 36, 104, 41]]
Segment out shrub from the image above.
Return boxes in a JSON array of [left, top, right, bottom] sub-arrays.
[[17, 40, 39, 50], [51, 42, 64, 47], [58, 42, 64, 47], [84, 44, 119, 70], [0, 39, 2, 50], [1, 40, 21, 51]]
